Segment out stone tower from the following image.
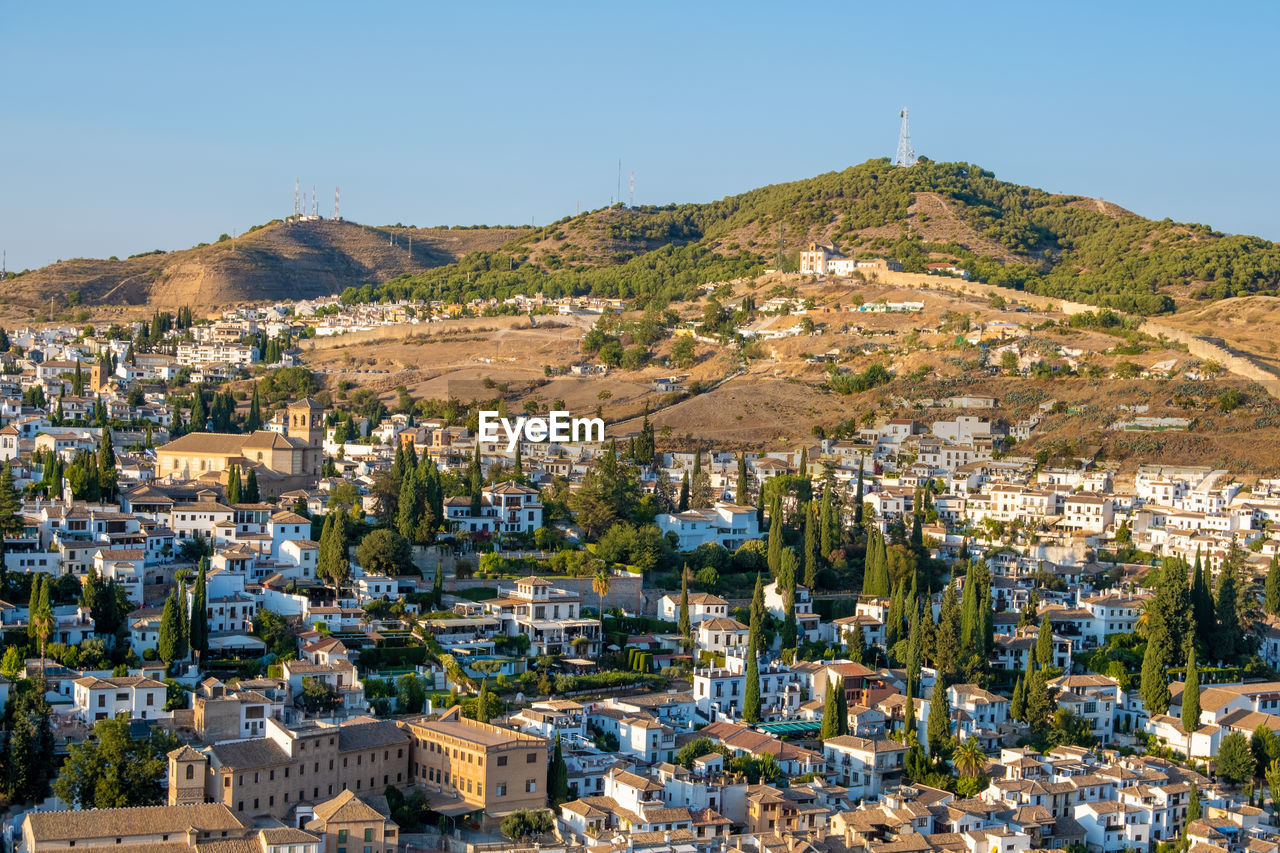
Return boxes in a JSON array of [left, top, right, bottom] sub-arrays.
[[287, 397, 325, 448], [167, 745, 210, 806]]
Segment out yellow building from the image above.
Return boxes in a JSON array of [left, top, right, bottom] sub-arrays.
[[405, 706, 548, 818], [156, 399, 325, 489]]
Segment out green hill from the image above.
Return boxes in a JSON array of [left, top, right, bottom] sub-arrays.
[[360, 158, 1280, 315]]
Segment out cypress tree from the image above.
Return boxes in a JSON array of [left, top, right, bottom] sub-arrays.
[[926, 678, 951, 758], [189, 559, 209, 665], [1187, 782, 1201, 823], [174, 581, 189, 663], [433, 561, 443, 608], [960, 563, 980, 660], [803, 502, 819, 590], [910, 505, 923, 550], [820, 677, 841, 739], [854, 459, 865, 530], [190, 390, 207, 432], [743, 635, 761, 724], [1025, 669, 1051, 733], [476, 677, 491, 723], [749, 573, 767, 655], [246, 386, 263, 432], [1192, 549, 1215, 651], [1141, 629, 1173, 715], [780, 548, 798, 650], [1215, 549, 1245, 664], [1266, 553, 1280, 617], [678, 471, 690, 512], [1036, 613, 1054, 669], [1011, 675, 1026, 721], [158, 588, 181, 667], [835, 677, 849, 735], [97, 433, 117, 499], [934, 581, 961, 681], [736, 452, 750, 504], [0, 462, 21, 537], [678, 565, 692, 650], [767, 495, 784, 577], [226, 465, 242, 505], [847, 622, 866, 664], [819, 488, 834, 557], [1182, 647, 1200, 735], [549, 734, 569, 808], [468, 445, 482, 516], [397, 471, 423, 542], [244, 468, 259, 503]]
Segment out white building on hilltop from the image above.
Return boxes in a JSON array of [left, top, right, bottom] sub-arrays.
[[656, 503, 759, 551]]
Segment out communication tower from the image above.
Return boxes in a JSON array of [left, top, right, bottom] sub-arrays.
[[629, 171, 635, 208], [893, 108, 917, 167], [334, 187, 341, 220], [312, 186, 318, 217], [294, 179, 300, 218]]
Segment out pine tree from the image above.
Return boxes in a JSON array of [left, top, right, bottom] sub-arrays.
[[678, 565, 692, 650], [678, 471, 690, 512], [803, 502, 819, 590], [246, 386, 263, 432], [743, 636, 761, 724], [1036, 613, 1054, 669], [1182, 647, 1200, 735], [926, 678, 951, 759], [820, 677, 842, 739], [189, 559, 209, 666], [244, 468, 259, 503], [1266, 554, 1280, 617]]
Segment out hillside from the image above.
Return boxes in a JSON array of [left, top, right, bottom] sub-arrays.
[[10, 158, 1280, 317], [2, 220, 530, 315], [355, 159, 1280, 316]]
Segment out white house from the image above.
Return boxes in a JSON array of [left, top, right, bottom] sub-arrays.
[[72, 675, 168, 722], [656, 503, 759, 552]]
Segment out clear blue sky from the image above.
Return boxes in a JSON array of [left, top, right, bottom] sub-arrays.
[[3, 1, 1278, 270]]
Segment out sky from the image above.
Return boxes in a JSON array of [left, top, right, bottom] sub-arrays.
[[2, 1, 1278, 270]]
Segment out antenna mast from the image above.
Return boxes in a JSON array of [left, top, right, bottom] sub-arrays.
[[629, 171, 635, 208], [294, 179, 300, 218], [616, 158, 621, 207], [893, 108, 917, 167], [334, 187, 340, 220], [312, 186, 318, 217]]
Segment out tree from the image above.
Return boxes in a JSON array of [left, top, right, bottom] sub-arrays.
[[1187, 781, 1202, 823], [499, 810, 554, 842], [244, 467, 259, 503], [934, 581, 961, 681], [1266, 554, 1280, 617], [189, 559, 209, 665], [953, 738, 985, 778], [476, 678, 491, 723], [846, 622, 866, 664], [678, 471, 690, 512], [767, 496, 784, 577], [749, 573, 767, 654], [54, 715, 177, 808], [432, 561, 444, 608], [1218, 731, 1255, 786], [29, 573, 53, 664], [737, 453, 750, 504], [549, 734, 569, 808], [678, 565, 692, 649], [1215, 548, 1246, 664], [245, 385, 263, 431], [926, 678, 951, 759], [1182, 647, 1200, 737], [356, 528, 414, 576], [317, 513, 350, 591], [592, 569, 611, 616], [5, 682, 56, 803], [226, 465, 242, 506], [1025, 668, 1052, 734], [803, 503, 819, 590], [158, 588, 185, 668], [1036, 613, 1054, 669], [1140, 633, 1172, 716], [1253, 724, 1280, 782], [299, 678, 340, 713], [780, 548, 798, 651], [1047, 708, 1095, 747], [1010, 675, 1026, 722], [743, 635, 761, 724], [820, 677, 842, 740]]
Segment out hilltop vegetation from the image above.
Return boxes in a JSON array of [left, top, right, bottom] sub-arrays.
[[348, 159, 1280, 316], [9, 159, 1280, 316]]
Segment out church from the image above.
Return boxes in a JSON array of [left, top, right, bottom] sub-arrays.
[[154, 398, 325, 494]]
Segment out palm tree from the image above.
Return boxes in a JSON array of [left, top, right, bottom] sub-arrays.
[[592, 569, 611, 617], [953, 737, 986, 778]]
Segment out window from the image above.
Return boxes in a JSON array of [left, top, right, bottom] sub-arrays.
[[338, 832, 347, 843], [496, 783, 507, 796], [364, 831, 373, 842], [526, 780, 536, 793], [186, 765, 195, 780], [526, 752, 537, 763], [497, 756, 507, 767]]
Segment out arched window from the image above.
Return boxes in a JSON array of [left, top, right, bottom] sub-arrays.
[[186, 764, 195, 779]]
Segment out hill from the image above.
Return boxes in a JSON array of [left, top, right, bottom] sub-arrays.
[[10, 159, 1280, 316], [1, 220, 530, 315]]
